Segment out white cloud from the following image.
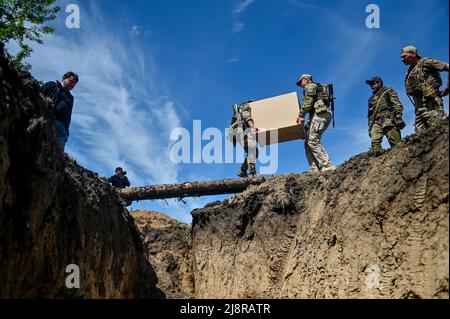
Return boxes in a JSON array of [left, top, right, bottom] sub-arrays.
[[131, 25, 152, 37], [131, 25, 140, 34], [231, 0, 256, 33], [232, 0, 256, 15], [228, 57, 239, 63]]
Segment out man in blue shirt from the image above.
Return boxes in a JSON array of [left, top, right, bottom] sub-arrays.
[[41, 72, 79, 150]]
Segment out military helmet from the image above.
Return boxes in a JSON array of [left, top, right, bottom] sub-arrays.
[[296, 74, 313, 86]]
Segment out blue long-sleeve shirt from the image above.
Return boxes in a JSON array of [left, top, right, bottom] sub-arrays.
[[40, 81, 74, 135]]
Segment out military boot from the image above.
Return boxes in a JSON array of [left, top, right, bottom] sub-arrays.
[[307, 165, 320, 174], [369, 145, 383, 156], [321, 165, 336, 172], [248, 163, 257, 178], [237, 162, 248, 178]]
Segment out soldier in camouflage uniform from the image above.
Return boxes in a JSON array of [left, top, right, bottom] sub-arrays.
[[296, 74, 336, 173], [230, 100, 259, 177], [366, 76, 406, 153], [401, 45, 449, 133]]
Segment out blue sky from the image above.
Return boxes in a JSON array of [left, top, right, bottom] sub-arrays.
[[8, 0, 449, 222]]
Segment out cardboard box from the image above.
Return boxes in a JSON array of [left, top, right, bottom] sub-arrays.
[[250, 92, 305, 146]]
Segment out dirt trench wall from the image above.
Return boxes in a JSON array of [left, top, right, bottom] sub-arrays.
[[191, 122, 449, 298], [131, 211, 194, 298]]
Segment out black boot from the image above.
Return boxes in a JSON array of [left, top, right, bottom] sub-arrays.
[[237, 162, 248, 178]]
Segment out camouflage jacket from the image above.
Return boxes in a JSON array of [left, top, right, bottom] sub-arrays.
[[236, 102, 253, 129], [405, 57, 446, 97], [299, 82, 330, 117], [368, 86, 403, 128]]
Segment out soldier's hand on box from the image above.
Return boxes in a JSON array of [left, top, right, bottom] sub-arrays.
[[297, 116, 305, 126]]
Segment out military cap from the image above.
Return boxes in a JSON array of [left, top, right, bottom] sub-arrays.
[[365, 76, 383, 85], [401, 45, 420, 57], [296, 74, 313, 86]]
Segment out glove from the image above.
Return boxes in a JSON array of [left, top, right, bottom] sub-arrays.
[[395, 113, 406, 129]]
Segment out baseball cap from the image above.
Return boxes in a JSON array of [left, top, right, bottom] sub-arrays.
[[365, 76, 383, 85]]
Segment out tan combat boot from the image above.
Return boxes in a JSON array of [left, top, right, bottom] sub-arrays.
[[321, 165, 336, 172]]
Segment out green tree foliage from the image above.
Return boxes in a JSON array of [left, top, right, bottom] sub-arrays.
[[0, 0, 60, 70]]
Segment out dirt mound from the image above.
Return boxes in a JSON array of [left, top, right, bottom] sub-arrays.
[[132, 210, 179, 228]]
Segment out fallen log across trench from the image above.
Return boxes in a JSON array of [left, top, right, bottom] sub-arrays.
[[118, 174, 299, 201]]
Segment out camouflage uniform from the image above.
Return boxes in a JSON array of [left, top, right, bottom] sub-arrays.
[[299, 82, 335, 172], [236, 102, 258, 177], [405, 57, 447, 132], [368, 86, 404, 152]]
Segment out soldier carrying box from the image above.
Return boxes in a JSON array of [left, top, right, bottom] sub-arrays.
[[296, 74, 336, 173], [229, 100, 259, 178]]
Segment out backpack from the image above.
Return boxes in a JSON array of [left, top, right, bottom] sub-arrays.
[[316, 83, 330, 104]]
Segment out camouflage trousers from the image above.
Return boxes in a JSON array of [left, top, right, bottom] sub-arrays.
[[413, 95, 446, 133], [305, 112, 334, 172], [240, 133, 258, 173], [370, 123, 401, 152]]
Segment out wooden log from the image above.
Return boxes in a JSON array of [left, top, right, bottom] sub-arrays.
[[118, 174, 296, 201]]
